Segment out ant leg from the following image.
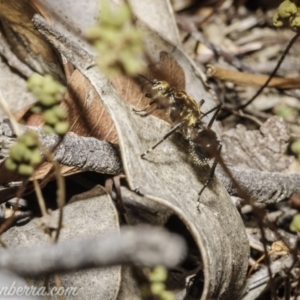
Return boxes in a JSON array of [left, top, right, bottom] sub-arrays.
[[207, 102, 222, 128], [141, 121, 185, 158], [197, 143, 222, 211], [200, 103, 220, 120], [133, 100, 156, 115]]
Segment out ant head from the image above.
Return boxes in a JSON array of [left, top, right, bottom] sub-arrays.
[[139, 75, 171, 95]]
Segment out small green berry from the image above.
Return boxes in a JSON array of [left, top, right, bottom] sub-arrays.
[[290, 213, 300, 232], [18, 164, 34, 176], [114, 3, 132, 27], [19, 131, 39, 148], [160, 290, 174, 300], [291, 15, 300, 27], [27, 73, 44, 89], [273, 13, 284, 27], [39, 94, 56, 107], [43, 80, 59, 95], [151, 282, 165, 294], [31, 105, 43, 113], [9, 144, 27, 162], [5, 158, 17, 171], [30, 86, 43, 98], [29, 149, 42, 166], [42, 124, 55, 134], [21, 147, 33, 163], [149, 266, 168, 282], [278, 0, 297, 18], [54, 121, 69, 135], [43, 109, 59, 125], [52, 106, 67, 119]]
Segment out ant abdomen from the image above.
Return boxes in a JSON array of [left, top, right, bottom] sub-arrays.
[[190, 127, 221, 163]]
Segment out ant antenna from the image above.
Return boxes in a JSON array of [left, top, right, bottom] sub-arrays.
[[138, 74, 153, 84]]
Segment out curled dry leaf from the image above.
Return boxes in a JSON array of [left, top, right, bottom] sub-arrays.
[[33, 15, 249, 300], [128, 0, 181, 45], [63, 70, 118, 144], [0, 0, 64, 81]]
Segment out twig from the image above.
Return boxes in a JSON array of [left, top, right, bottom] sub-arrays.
[[0, 88, 21, 136], [196, 0, 227, 28], [0, 226, 187, 277], [33, 178, 48, 217], [237, 31, 300, 111], [38, 142, 65, 243]]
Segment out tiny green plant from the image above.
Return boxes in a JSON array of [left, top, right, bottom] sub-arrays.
[[290, 212, 300, 231], [140, 266, 174, 300], [85, 0, 145, 76], [273, 0, 300, 28], [27, 73, 69, 135], [5, 130, 42, 176]]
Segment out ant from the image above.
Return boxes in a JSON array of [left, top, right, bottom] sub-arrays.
[[134, 58, 222, 210]]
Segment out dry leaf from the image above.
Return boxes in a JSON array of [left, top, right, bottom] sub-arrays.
[[0, 0, 64, 81], [221, 116, 294, 172], [64, 70, 118, 143]]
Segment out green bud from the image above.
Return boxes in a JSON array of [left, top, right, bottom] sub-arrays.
[[9, 144, 27, 162], [5, 158, 17, 171], [57, 85, 67, 96], [39, 94, 56, 107], [291, 15, 300, 27], [99, 0, 114, 26], [94, 40, 108, 53], [54, 121, 69, 135], [160, 290, 174, 300], [43, 80, 59, 95], [273, 12, 284, 27], [114, 3, 132, 27], [31, 105, 43, 113], [27, 73, 44, 89], [29, 149, 42, 166], [19, 131, 39, 148], [43, 109, 59, 125], [151, 282, 165, 294], [120, 51, 144, 75], [100, 28, 120, 44], [42, 124, 55, 134], [290, 213, 300, 232], [149, 266, 168, 282], [52, 106, 67, 119], [30, 86, 43, 98], [278, 0, 297, 18], [18, 164, 34, 176], [21, 147, 33, 163], [43, 74, 55, 87]]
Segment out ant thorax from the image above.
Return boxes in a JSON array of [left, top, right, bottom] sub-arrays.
[[169, 91, 201, 127]]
